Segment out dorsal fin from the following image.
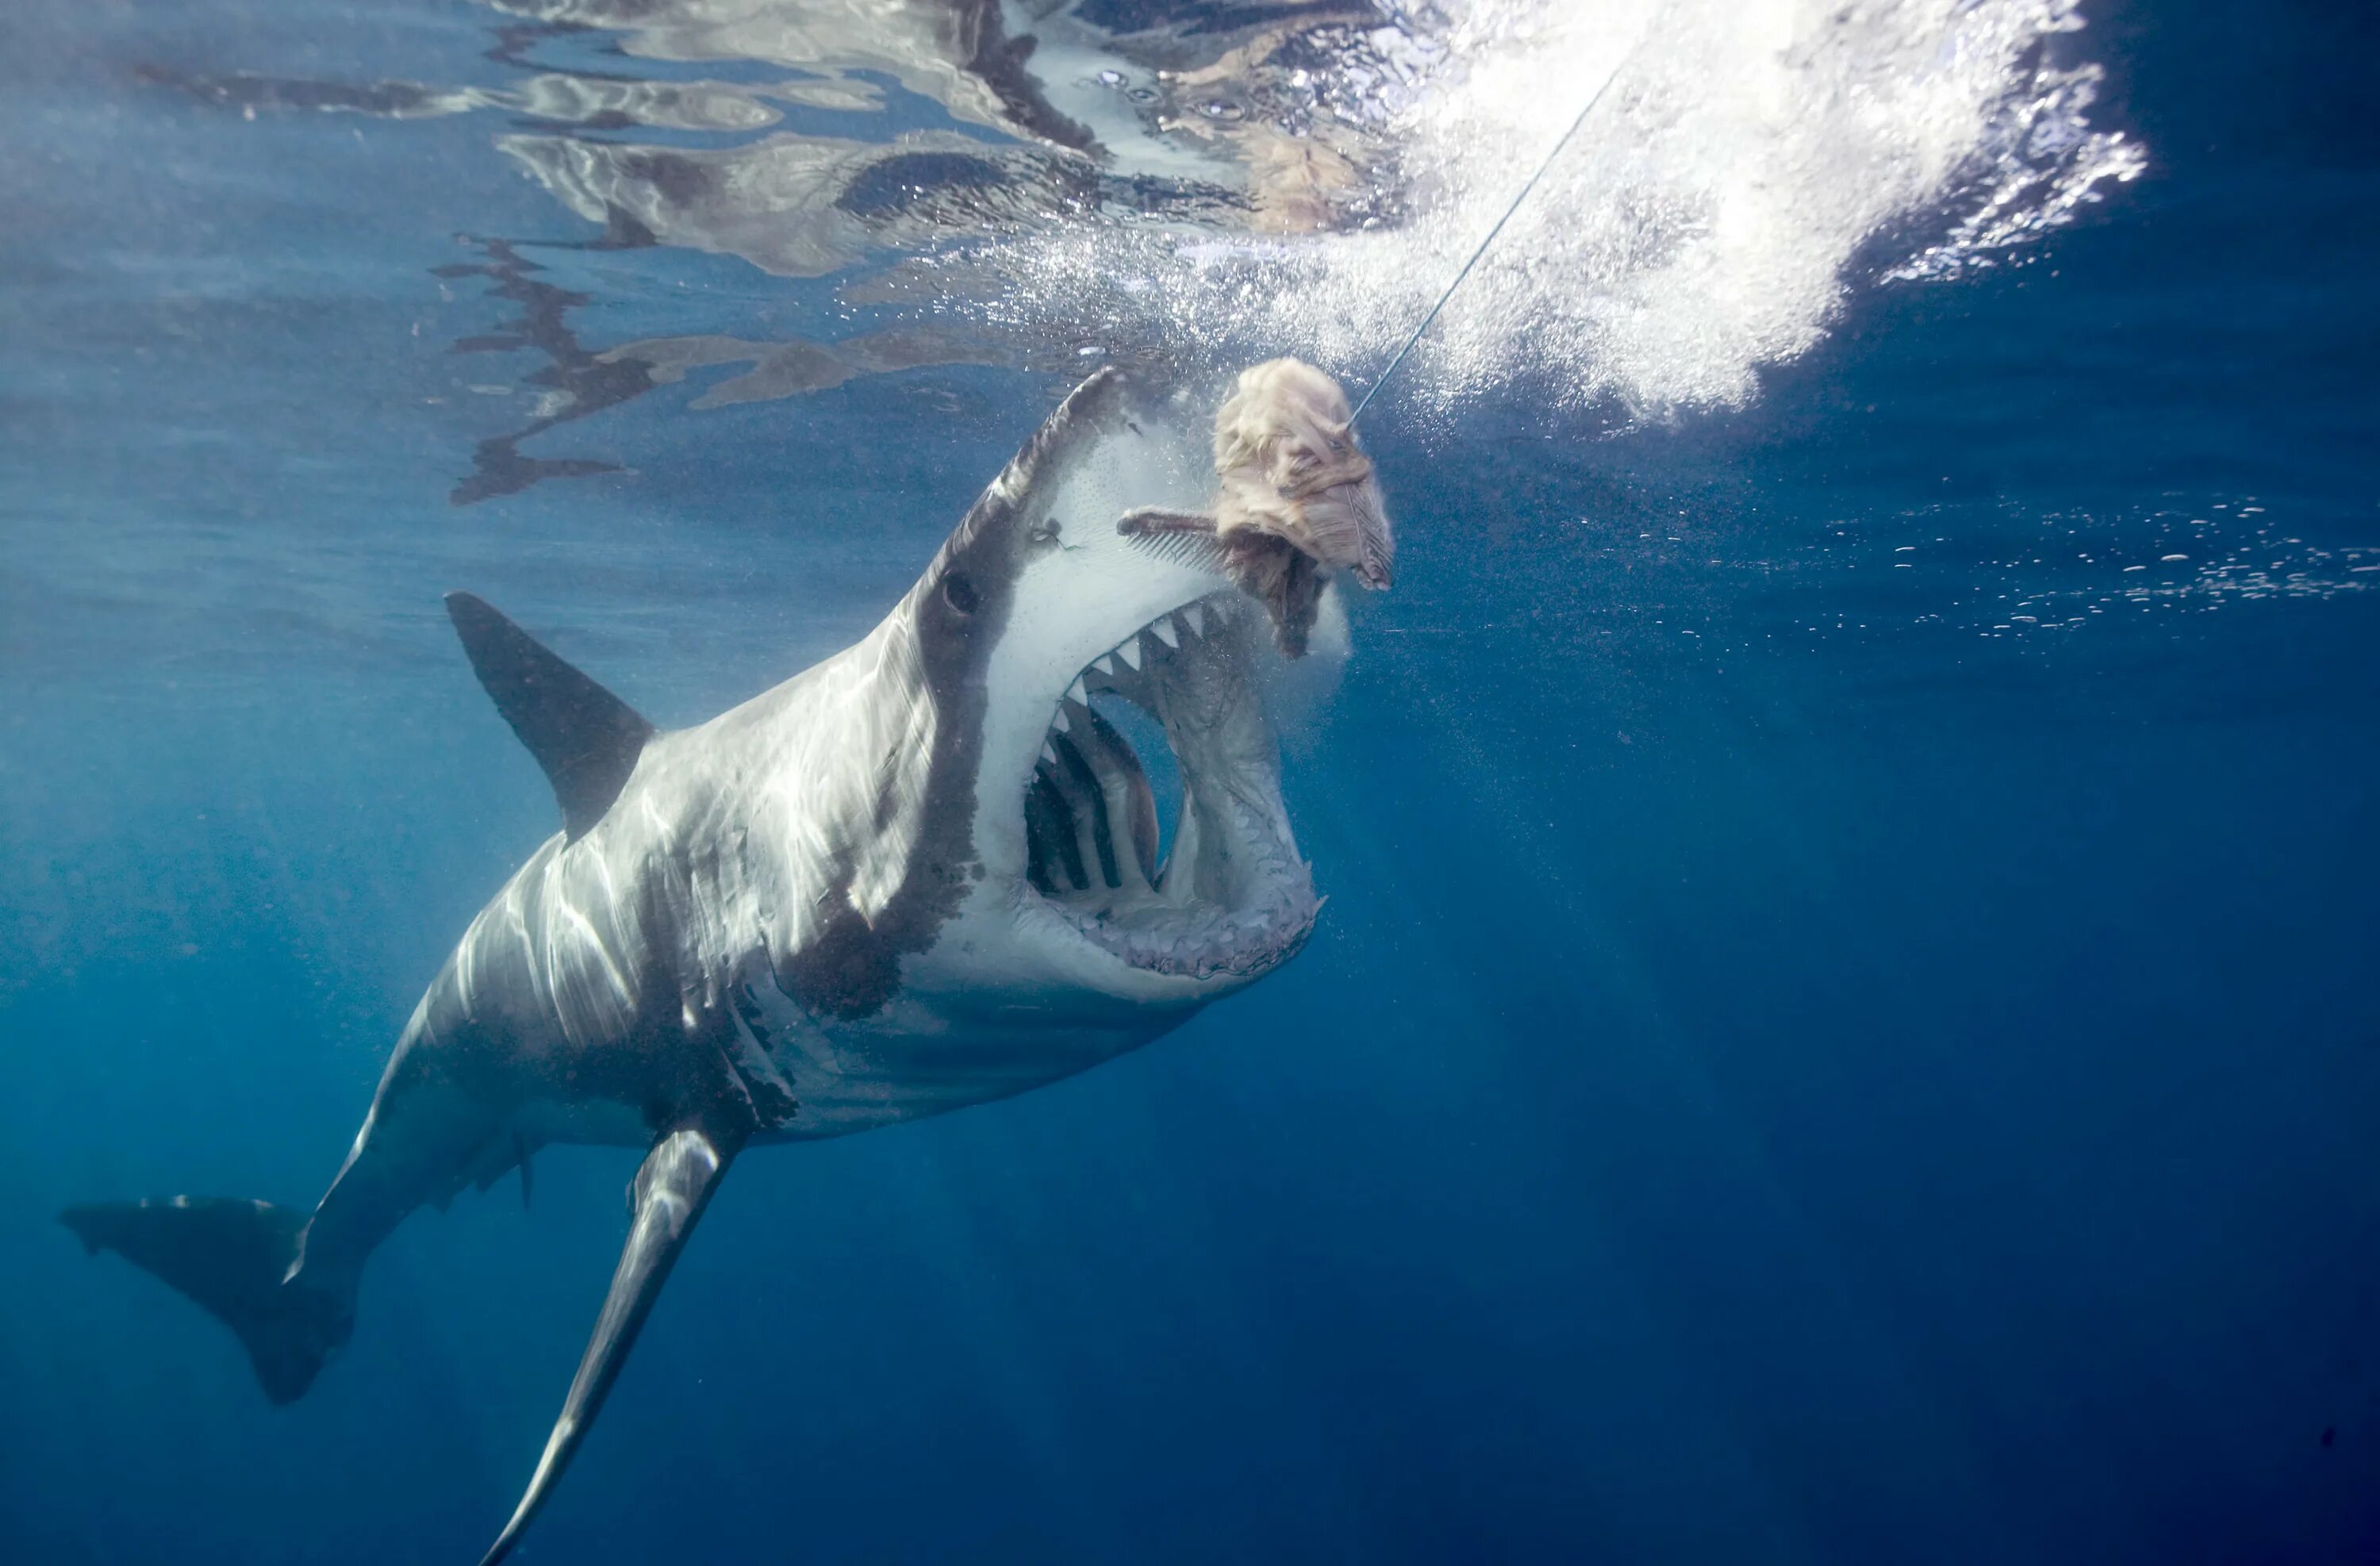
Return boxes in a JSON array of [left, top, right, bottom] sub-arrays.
[[443, 592, 654, 839]]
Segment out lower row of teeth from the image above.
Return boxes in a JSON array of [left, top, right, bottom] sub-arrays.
[[1058, 874, 1315, 978]]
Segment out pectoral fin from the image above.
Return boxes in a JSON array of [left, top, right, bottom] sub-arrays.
[[478, 1122, 742, 1566]]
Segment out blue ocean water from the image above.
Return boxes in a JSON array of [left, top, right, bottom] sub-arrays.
[[4, 2, 2378, 1563]]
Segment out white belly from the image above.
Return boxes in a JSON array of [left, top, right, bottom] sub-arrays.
[[735, 971, 1180, 1140]]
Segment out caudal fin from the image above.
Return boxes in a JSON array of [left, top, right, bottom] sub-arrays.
[[61, 1196, 351, 1404]]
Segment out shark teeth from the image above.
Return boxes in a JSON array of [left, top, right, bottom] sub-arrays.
[[1044, 589, 1238, 753], [1023, 588, 1316, 981], [1042, 869, 1319, 982]]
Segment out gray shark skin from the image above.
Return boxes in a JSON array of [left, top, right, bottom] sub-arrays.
[[60, 368, 1328, 1564]]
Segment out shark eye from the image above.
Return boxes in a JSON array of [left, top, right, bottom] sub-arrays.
[[942, 573, 979, 616]]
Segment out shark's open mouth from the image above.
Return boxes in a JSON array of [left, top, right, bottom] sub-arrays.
[[1021, 590, 1318, 982]]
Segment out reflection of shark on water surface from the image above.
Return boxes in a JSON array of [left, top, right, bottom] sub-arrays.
[[134, 3, 1438, 504], [135, 1, 2145, 466], [477, 0, 1415, 234], [61, 364, 1390, 1564]]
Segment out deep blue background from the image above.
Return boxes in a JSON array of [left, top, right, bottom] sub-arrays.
[[4, 2, 2378, 1563]]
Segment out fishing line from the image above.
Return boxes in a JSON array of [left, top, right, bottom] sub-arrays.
[[1349, 44, 1637, 425]]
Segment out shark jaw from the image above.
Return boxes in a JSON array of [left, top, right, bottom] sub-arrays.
[[1020, 587, 1319, 985], [938, 372, 1322, 1007]]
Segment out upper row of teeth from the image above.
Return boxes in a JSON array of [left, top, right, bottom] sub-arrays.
[[1047, 598, 1232, 739]]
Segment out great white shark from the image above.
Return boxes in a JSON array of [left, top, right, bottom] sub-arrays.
[[61, 367, 1366, 1562]]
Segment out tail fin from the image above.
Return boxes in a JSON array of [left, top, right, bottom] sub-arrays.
[[61, 1196, 351, 1404]]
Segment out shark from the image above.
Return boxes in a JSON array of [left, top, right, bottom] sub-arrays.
[[60, 366, 1368, 1563]]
